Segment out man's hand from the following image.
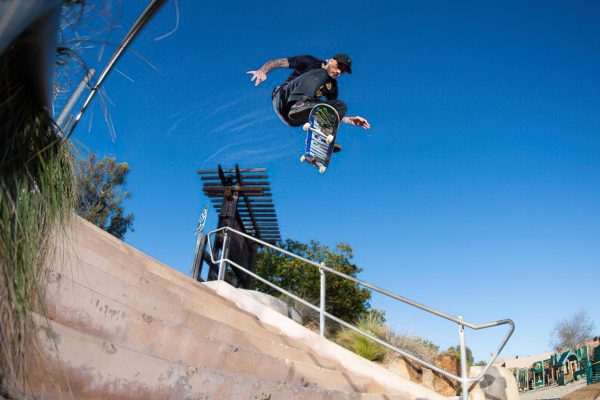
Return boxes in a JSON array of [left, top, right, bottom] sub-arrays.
[[247, 70, 267, 86], [342, 116, 371, 129]]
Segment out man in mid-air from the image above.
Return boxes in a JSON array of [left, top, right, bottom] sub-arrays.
[[247, 54, 370, 151]]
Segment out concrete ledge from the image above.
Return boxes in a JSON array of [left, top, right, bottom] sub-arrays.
[[202, 280, 448, 400], [239, 289, 303, 324]]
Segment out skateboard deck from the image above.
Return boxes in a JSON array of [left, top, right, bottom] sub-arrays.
[[300, 103, 340, 173]]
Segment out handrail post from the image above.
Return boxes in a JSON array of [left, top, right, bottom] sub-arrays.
[[218, 231, 229, 281], [458, 316, 469, 400], [320, 262, 326, 337]]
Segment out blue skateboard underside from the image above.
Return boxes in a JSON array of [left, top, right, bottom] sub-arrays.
[[303, 104, 339, 171]]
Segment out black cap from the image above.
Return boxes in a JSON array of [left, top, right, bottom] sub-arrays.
[[333, 54, 352, 74]]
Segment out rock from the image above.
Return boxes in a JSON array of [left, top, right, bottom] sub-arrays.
[[384, 355, 421, 382], [468, 366, 519, 400], [433, 354, 461, 396], [382, 353, 461, 397], [384, 357, 412, 380]]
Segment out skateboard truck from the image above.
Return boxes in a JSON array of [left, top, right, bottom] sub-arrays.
[[303, 123, 335, 143]]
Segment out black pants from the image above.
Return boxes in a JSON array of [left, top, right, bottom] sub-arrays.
[[272, 85, 347, 127]]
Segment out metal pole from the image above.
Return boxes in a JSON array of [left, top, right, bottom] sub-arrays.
[[63, 0, 167, 141], [205, 227, 514, 385], [218, 232, 229, 281], [207, 227, 514, 333], [56, 68, 95, 130], [320, 263, 326, 337], [459, 316, 469, 400], [543, 362, 546, 387]]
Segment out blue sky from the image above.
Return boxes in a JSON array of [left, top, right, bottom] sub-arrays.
[[60, 0, 600, 361]]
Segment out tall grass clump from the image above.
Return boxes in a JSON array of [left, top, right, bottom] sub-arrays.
[[0, 38, 75, 394], [334, 312, 389, 361]]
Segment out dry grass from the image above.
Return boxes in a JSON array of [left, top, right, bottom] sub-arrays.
[[387, 334, 439, 364], [332, 311, 441, 369]]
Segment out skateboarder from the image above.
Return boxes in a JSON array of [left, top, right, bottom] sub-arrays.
[[247, 54, 370, 150]]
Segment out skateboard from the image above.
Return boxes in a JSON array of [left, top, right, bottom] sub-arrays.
[[300, 104, 340, 173]]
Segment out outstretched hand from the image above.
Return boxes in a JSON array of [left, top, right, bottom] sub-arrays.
[[342, 116, 371, 129], [247, 70, 267, 86]]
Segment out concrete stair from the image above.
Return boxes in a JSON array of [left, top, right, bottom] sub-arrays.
[[26, 217, 446, 399]]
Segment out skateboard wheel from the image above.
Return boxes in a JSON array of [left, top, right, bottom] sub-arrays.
[[303, 123, 310, 132], [319, 166, 326, 173], [326, 135, 334, 144], [300, 155, 306, 163]]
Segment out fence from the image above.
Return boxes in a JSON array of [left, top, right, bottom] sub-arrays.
[[208, 226, 515, 399]]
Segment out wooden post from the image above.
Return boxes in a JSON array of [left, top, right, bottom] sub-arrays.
[[195, 164, 281, 288]]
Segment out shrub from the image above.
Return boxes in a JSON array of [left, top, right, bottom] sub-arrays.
[[334, 312, 389, 361]]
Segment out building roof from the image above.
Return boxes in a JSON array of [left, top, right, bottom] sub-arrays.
[[494, 338, 600, 370], [494, 352, 554, 369]]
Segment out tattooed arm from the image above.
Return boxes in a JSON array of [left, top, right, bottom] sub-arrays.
[[247, 58, 290, 86]]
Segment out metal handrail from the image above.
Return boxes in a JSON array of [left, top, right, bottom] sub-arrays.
[[207, 226, 515, 399]]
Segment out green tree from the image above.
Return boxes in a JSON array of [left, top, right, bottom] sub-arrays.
[[445, 345, 474, 367], [75, 154, 134, 239], [255, 240, 371, 328]]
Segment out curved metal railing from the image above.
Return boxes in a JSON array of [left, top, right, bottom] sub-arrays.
[[207, 226, 515, 399]]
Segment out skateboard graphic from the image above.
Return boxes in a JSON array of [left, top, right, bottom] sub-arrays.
[[300, 104, 340, 173]]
